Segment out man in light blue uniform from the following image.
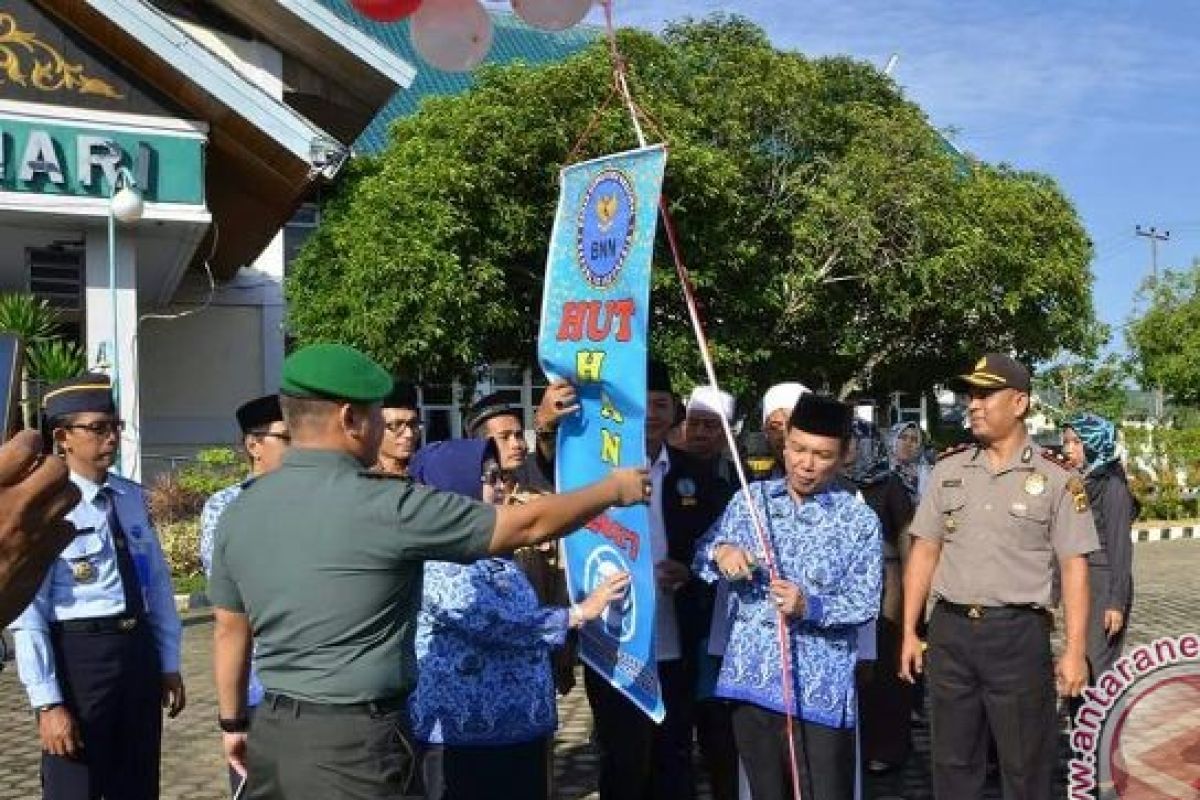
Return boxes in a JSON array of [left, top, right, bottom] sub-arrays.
[[8, 373, 184, 800], [199, 393, 288, 795]]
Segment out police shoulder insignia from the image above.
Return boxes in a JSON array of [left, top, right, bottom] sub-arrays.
[[1066, 476, 1088, 513]]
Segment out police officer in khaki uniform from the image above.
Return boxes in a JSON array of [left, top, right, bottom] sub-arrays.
[[208, 344, 649, 800], [899, 353, 1098, 800]]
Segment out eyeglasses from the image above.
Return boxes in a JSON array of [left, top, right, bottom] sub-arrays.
[[384, 420, 423, 434], [64, 420, 124, 437]]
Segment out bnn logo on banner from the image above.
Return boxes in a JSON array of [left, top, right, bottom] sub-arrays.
[[538, 144, 668, 722]]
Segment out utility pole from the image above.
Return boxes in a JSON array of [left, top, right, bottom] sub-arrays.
[[1135, 224, 1170, 419], [1135, 225, 1170, 284]]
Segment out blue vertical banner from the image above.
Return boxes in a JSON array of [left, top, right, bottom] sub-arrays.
[[538, 144, 668, 722]]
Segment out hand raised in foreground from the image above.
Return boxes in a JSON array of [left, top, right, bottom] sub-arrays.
[[0, 431, 82, 628]]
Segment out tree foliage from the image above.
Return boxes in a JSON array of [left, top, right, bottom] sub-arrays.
[[288, 16, 1097, 402], [1035, 345, 1132, 423], [1127, 260, 1200, 406]]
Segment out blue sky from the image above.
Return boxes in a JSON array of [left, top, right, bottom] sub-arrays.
[[578, 1, 1200, 356]]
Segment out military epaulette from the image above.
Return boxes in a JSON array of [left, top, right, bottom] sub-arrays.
[[358, 469, 410, 481]]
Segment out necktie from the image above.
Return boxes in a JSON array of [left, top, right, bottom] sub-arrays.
[[101, 487, 145, 617]]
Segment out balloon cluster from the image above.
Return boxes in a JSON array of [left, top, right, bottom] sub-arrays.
[[351, 0, 595, 73]]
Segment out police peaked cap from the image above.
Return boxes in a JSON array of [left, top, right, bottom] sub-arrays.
[[43, 373, 115, 420], [788, 394, 853, 439]]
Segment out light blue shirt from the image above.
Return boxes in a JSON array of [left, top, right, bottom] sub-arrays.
[[7, 471, 183, 707], [200, 480, 264, 707], [694, 480, 882, 729]]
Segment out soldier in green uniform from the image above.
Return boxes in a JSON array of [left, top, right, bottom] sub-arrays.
[[899, 353, 1098, 800], [208, 344, 649, 800]]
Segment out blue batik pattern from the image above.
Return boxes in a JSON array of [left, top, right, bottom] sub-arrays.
[[410, 558, 569, 746], [199, 483, 244, 576], [200, 480, 264, 707], [694, 480, 882, 729]]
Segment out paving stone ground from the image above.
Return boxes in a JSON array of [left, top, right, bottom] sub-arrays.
[[2, 539, 1196, 800]]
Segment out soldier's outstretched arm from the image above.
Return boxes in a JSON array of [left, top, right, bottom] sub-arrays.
[[489, 467, 649, 555]]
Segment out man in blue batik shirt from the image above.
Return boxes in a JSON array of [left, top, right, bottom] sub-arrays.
[[199, 393, 289, 795], [8, 374, 185, 800], [694, 394, 882, 800]]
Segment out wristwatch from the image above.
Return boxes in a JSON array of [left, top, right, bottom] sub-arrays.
[[218, 716, 251, 733]]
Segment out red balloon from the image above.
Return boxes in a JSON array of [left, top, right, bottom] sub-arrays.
[[351, 0, 422, 22]]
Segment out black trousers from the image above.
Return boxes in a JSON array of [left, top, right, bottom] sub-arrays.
[[926, 604, 1057, 800], [695, 698, 739, 800], [584, 659, 696, 800], [245, 695, 418, 800], [421, 737, 548, 800], [1085, 568, 1131, 679], [730, 703, 854, 800], [858, 616, 913, 766], [42, 622, 162, 800]]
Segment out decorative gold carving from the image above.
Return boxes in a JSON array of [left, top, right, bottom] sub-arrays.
[[0, 12, 124, 99]]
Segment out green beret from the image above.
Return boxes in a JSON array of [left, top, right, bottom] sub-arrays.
[[280, 344, 392, 403]]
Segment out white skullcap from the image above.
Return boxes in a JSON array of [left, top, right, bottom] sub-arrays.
[[687, 385, 735, 422], [761, 382, 811, 425]]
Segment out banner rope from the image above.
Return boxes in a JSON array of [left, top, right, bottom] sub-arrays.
[[593, 3, 805, 797]]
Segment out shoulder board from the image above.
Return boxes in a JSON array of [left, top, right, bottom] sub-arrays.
[[1035, 450, 1072, 474], [358, 469, 410, 481], [936, 444, 974, 463]]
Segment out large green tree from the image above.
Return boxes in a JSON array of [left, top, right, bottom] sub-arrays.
[[1127, 260, 1200, 406], [288, 16, 1097, 402]]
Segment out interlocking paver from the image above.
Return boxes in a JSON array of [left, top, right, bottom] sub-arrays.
[[2, 540, 1195, 799]]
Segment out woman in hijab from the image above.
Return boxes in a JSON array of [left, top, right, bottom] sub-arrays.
[[407, 439, 629, 800], [1061, 413, 1137, 679], [845, 420, 916, 774], [887, 422, 931, 502]]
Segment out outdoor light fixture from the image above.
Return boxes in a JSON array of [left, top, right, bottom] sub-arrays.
[[106, 141, 142, 473]]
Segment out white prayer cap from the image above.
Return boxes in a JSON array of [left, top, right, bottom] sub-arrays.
[[761, 382, 811, 425], [687, 386, 735, 422]]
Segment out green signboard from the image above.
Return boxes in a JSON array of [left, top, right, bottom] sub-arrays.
[[0, 115, 204, 205]]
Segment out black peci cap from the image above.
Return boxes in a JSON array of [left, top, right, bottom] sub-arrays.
[[788, 394, 853, 439], [235, 394, 283, 434], [648, 359, 674, 395], [383, 380, 419, 410]]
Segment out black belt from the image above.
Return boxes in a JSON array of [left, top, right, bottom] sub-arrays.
[[937, 600, 1048, 620], [53, 615, 140, 634], [262, 692, 407, 717]]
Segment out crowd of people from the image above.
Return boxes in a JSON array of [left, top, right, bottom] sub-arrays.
[[0, 345, 1141, 800]]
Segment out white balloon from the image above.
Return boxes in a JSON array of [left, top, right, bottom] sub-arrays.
[[410, 0, 494, 73], [512, 0, 593, 31]]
